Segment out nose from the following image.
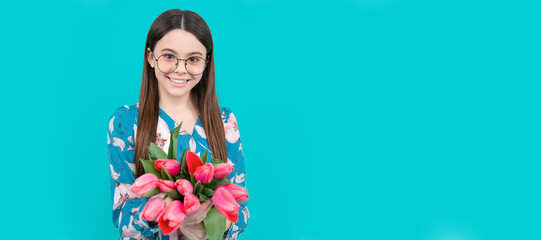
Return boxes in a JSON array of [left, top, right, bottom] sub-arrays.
[[173, 59, 188, 74]]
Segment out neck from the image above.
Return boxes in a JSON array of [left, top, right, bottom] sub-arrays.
[[159, 91, 196, 116]]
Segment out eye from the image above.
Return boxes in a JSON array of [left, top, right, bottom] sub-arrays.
[[163, 54, 176, 60], [188, 56, 202, 63]]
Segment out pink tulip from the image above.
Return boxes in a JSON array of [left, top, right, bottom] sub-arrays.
[[157, 180, 176, 192], [183, 193, 201, 215], [154, 159, 167, 171], [155, 159, 181, 176], [212, 186, 239, 223], [213, 163, 234, 180], [175, 179, 193, 196], [157, 200, 186, 235], [131, 173, 158, 197], [186, 151, 204, 174], [163, 160, 181, 176], [222, 184, 249, 203], [142, 197, 166, 221], [194, 163, 214, 184]]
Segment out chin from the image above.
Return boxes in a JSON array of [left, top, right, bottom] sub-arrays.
[[167, 89, 191, 97]]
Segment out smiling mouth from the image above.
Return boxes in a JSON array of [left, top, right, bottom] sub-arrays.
[[168, 77, 190, 84]]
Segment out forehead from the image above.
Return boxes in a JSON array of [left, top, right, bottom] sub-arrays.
[[154, 29, 207, 56]]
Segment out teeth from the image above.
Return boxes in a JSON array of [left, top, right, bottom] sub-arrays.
[[169, 78, 188, 84]]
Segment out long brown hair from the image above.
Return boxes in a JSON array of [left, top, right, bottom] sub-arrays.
[[134, 9, 227, 177]]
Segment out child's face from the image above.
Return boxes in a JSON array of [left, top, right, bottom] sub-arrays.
[[147, 29, 207, 100]]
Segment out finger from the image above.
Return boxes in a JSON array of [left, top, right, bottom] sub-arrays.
[[200, 199, 212, 210], [200, 200, 213, 214], [205, 200, 213, 210], [190, 202, 212, 222], [184, 210, 207, 225], [184, 213, 201, 224], [185, 200, 214, 224], [185, 231, 198, 240], [164, 196, 173, 205], [184, 213, 205, 225], [184, 214, 201, 225], [180, 223, 206, 240], [184, 231, 198, 240], [180, 224, 194, 239], [184, 203, 208, 222], [188, 226, 206, 240]]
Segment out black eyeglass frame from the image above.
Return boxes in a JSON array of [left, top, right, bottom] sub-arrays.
[[151, 50, 208, 75]]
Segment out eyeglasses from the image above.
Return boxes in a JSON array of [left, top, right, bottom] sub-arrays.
[[151, 50, 208, 75]]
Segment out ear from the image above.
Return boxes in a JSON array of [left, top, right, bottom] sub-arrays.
[[147, 48, 155, 68]]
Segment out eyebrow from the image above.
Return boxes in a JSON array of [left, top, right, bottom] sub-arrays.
[[160, 48, 204, 57]]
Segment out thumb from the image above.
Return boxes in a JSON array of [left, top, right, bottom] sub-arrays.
[[201, 200, 213, 213]]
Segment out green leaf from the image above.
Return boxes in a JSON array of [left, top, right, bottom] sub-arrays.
[[140, 159, 160, 178], [180, 169, 189, 181], [165, 190, 182, 200], [210, 156, 222, 165], [170, 121, 183, 160], [142, 187, 161, 198], [203, 187, 215, 197], [207, 179, 231, 189], [180, 147, 190, 173], [204, 206, 227, 240], [201, 150, 209, 164], [199, 195, 209, 202], [148, 154, 156, 161], [148, 142, 168, 159], [161, 167, 174, 181], [167, 134, 175, 160], [194, 181, 202, 196], [190, 174, 196, 185]]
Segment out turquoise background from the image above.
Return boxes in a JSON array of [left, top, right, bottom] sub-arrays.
[[1, 0, 539, 239]]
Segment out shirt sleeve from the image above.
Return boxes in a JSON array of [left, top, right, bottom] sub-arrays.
[[107, 106, 161, 239], [222, 108, 249, 240]]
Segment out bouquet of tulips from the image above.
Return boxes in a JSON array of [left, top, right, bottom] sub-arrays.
[[130, 123, 249, 240]]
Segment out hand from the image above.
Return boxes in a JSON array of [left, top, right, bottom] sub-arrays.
[[179, 200, 213, 240]]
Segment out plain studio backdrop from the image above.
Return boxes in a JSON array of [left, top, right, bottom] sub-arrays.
[[0, 0, 539, 239]]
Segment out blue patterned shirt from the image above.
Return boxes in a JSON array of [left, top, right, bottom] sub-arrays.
[[107, 103, 249, 240]]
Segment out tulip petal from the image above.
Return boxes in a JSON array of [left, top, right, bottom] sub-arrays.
[[186, 151, 204, 174], [213, 163, 234, 180], [142, 197, 166, 221], [157, 180, 176, 192], [194, 163, 214, 184], [212, 187, 239, 222], [158, 200, 185, 235], [175, 179, 194, 195], [154, 159, 167, 172], [131, 173, 158, 197], [162, 160, 181, 177], [223, 184, 249, 203], [183, 193, 201, 215]]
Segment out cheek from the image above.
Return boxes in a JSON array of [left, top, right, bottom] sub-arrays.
[[154, 69, 167, 81], [154, 68, 163, 76], [191, 76, 203, 85]]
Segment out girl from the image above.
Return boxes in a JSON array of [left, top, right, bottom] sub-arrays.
[[107, 9, 249, 240]]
